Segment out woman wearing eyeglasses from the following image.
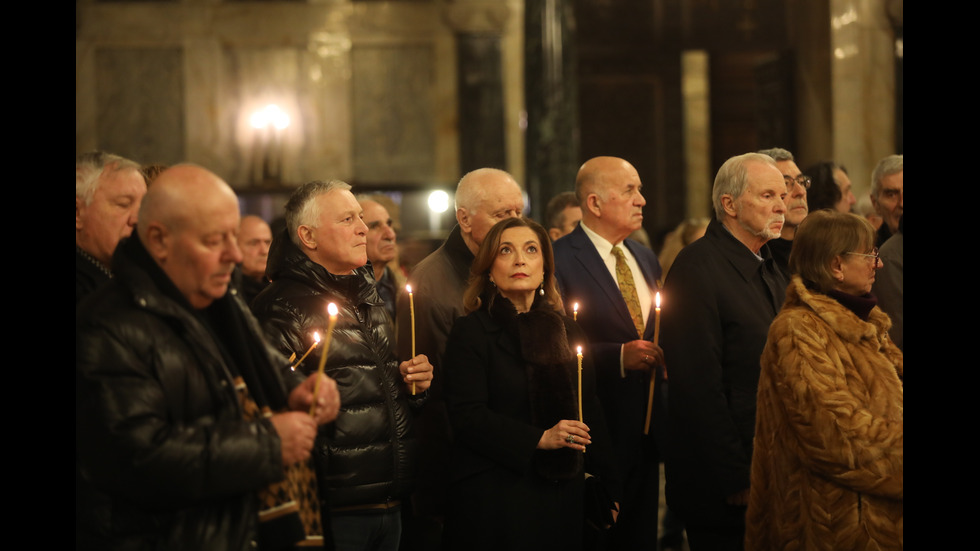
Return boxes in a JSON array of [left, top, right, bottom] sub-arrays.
[[745, 210, 903, 551]]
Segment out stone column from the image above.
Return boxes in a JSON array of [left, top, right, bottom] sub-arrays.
[[444, 1, 512, 175], [523, 0, 579, 222]]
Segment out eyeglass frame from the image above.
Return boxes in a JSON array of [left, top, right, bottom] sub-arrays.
[[844, 247, 880, 265], [783, 174, 812, 190]]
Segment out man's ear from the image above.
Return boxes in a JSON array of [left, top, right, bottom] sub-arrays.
[[548, 227, 562, 241], [584, 193, 601, 217], [297, 225, 317, 251], [76, 196, 85, 230], [457, 207, 471, 233], [721, 194, 738, 218], [144, 223, 169, 262]]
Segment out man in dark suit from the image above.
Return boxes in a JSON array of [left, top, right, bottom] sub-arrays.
[[553, 156, 665, 550], [660, 152, 788, 550]]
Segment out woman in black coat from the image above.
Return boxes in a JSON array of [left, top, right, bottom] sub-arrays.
[[442, 217, 621, 551]]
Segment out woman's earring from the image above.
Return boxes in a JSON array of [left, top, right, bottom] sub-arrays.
[[539, 283, 545, 296], [489, 278, 496, 287]]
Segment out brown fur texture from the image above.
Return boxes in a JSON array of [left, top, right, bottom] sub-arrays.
[[746, 276, 903, 550]]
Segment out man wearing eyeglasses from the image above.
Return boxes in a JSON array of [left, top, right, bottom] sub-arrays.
[[758, 148, 809, 279]]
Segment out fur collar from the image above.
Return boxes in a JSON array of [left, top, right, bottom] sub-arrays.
[[788, 276, 892, 345], [488, 294, 583, 480]]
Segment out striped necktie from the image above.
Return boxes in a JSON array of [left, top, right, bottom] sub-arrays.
[[612, 245, 645, 338]]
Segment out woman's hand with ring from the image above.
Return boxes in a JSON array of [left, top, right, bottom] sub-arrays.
[[537, 419, 591, 450]]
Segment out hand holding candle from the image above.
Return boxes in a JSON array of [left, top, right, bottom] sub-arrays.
[[644, 292, 662, 435], [310, 303, 339, 416], [399, 354, 434, 394]]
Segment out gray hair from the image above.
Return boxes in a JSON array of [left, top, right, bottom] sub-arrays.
[[712, 152, 778, 220], [871, 154, 903, 198], [757, 147, 795, 162], [285, 180, 352, 247], [76, 151, 142, 205]]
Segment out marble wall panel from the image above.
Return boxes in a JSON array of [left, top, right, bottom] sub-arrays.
[[94, 47, 185, 166], [351, 44, 436, 184]]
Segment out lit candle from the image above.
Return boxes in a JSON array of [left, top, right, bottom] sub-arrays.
[[291, 332, 321, 371], [652, 292, 661, 346], [407, 284, 416, 395], [577, 346, 583, 423], [644, 292, 662, 435], [310, 303, 339, 416], [573, 302, 579, 321]]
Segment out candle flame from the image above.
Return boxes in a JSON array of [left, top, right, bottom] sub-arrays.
[[577, 345, 582, 355], [327, 303, 338, 317], [655, 292, 661, 308], [313, 332, 320, 343], [573, 302, 578, 312], [406, 284, 413, 294]]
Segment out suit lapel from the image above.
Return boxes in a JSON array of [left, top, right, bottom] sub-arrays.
[[567, 229, 638, 338]]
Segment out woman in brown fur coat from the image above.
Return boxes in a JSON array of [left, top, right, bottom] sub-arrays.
[[746, 210, 903, 550]]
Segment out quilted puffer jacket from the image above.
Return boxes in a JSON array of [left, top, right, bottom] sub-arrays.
[[251, 230, 420, 509], [76, 235, 296, 551]]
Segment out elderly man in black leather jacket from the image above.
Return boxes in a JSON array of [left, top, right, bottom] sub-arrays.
[[76, 165, 340, 551], [252, 179, 433, 551]]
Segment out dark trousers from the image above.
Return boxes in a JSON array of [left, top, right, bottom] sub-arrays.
[[606, 436, 659, 550]]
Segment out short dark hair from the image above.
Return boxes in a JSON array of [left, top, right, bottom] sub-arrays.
[[803, 161, 846, 212], [544, 191, 579, 230]]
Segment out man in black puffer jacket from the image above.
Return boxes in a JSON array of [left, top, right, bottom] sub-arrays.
[[76, 165, 341, 550], [251, 180, 433, 551]]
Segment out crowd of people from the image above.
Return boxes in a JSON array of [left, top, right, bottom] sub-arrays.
[[76, 149, 903, 551]]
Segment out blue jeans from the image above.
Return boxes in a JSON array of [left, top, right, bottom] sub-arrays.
[[331, 510, 402, 551]]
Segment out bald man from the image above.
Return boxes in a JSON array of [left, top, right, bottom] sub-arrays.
[[396, 168, 524, 544], [76, 165, 339, 550], [552, 156, 663, 550], [235, 215, 273, 304]]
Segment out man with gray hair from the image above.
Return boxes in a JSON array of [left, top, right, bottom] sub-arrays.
[[871, 154, 903, 246], [76, 150, 147, 303], [661, 153, 788, 550], [395, 167, 524, 546], [757, 147, 809, 278], [251, 180, 433, 550]]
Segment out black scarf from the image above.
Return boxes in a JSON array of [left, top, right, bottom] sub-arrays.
[[488, 293, 583, 480], [827, 288, 878, 322], [122, 235, 285, 411]]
